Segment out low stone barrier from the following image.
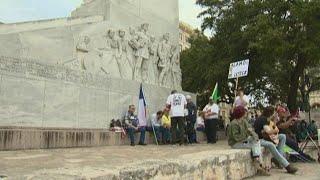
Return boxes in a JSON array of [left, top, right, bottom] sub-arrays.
[[0, 126, 228, 150], [17, 149, 271, 180]]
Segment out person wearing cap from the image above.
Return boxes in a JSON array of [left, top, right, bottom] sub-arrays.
[[186, 95, 197, 143], [228, 106, 270, 176], [124, 105, 147, 146], [276, 106, 315, 161], [203, 96, 220, 144], [161, 108, 171, 144], [166, 90, 187, 145]]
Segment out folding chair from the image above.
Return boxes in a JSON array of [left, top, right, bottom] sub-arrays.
[[299, 131, 320, 163], [283, 145, 311, 163]]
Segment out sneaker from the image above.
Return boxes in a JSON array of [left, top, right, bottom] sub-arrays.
[[138, 142, 147, 146], [130, 142, 135, 146], [285, 164, 298, 174], [256, 169, 271, 176]]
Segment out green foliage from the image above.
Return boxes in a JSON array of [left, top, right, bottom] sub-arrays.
[[181, 0, 320, 110]]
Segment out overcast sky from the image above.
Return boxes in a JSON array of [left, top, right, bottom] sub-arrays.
[[0, 0, 203, 30]]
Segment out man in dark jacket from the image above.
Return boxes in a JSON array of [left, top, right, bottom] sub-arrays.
[[186, 95, 197, 143]]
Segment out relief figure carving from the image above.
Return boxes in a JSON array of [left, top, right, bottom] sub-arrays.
[[118, 29, 133, 80], [157, 33, 171, 86], [129, 23, 150, 82], [170, 45, 182, 88], [76, 35, 90, 70], [98, 29, 121, 78], [148, 36, 159, 84]]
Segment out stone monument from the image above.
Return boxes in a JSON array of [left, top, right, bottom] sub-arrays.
[[0, 0, 194, 150]]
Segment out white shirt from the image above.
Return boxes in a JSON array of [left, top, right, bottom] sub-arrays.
[[166, 93, 187, 117], [203, 103, 219, 119], [234, 95, 249, 109], [151, 113, 161, 127], [196, 116, 205, 127]]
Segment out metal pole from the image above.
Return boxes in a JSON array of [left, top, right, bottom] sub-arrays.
[[151, 122, 159, 146]]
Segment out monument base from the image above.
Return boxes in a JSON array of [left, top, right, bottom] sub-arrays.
[[0, 141, 272, 179]]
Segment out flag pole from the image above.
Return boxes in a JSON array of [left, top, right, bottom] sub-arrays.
[[151, 120, 159, 146], [144, 90, 158, 146], [234, 77, 239, 98]]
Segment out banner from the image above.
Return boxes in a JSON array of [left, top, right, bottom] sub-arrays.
[[228, 59, 250, 79]]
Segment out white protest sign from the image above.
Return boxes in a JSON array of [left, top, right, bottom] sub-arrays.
[[228, 59, 249, 79]]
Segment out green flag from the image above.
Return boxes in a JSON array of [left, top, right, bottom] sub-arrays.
[[211, 83, 220, 101]]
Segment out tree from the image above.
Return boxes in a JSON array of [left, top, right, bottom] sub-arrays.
[[184, 0, 320, 110]]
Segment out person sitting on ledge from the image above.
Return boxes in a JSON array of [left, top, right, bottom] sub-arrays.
[[196, 111, 205, 132], [150, 111, 163, 144], [161, 108, 171, 144], [124, 105, 146, 146], [254, 106, 298, 174], [276, 106, 315, 162], [228, 106, 270, 176]]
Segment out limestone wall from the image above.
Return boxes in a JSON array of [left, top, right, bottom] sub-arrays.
[[71, 0, 179, 43], [0, 0, 181, 89], [0, 16, 104, 35], [0, 56, 192, 128]]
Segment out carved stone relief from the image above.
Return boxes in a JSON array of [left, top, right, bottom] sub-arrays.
[[73, 23, 181, 88]]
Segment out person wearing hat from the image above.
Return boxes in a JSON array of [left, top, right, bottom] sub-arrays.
[[228, 106, 270, 176], [276, 106, 315, 162], [186, 95, 197, 143], [203, 96, 220, 144]]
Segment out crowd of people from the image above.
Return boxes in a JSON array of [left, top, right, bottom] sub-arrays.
[[110, 88, 318, 176], [115, 90, 220, 146], [228, 91, 318, 176]]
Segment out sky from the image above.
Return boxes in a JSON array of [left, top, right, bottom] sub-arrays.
[[0, 0, 204, 30]]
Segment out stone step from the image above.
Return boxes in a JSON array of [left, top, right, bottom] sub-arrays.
[[0, 142, 272, 180]]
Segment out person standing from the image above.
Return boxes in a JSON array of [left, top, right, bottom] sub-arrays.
[[166, 90, 187, 145], [203, 97, 220, 144], [186, 95, 197, 143], [233, 88, 250, 109], [124, 105, 147, 146]]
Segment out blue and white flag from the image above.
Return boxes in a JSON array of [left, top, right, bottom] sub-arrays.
[[138, 84, 147, 127]]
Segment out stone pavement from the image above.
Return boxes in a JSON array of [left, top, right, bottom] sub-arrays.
[[0, 141, 261, 180], [247, 163, 320, 180]]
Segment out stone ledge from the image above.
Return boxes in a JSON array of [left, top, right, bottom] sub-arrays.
[[0, 126, 226, 150], [16, 149, 270, 180]]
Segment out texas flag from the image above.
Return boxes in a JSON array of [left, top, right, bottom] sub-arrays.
[[138, 84, 147, 127]]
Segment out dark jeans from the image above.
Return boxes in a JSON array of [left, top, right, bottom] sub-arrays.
[[196, 126, 205, 132], [161, 126, 171, 143], [171, 116, 185, 144], [153, 126, 161, 141], [186, 119, 197, 143], [127, 127, 146, 144], [204, 118, 218, 143]]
